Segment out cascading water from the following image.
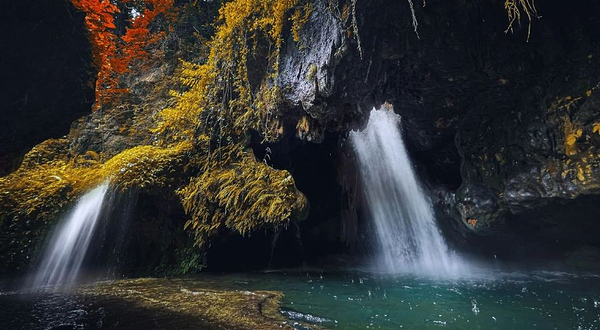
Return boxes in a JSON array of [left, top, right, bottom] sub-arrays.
[[29, 183, 109, 288], [350, 108, 466, 276]]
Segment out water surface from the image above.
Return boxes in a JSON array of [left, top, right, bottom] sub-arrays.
[[198, 270, 600, 329], [2, 270, 600, 329]]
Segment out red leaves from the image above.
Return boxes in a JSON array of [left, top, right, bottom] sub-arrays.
[[119, 0, 174, 68], [70, 0, 174, 109]]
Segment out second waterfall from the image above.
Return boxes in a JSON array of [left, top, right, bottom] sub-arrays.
[[351, 108, 466, 276]]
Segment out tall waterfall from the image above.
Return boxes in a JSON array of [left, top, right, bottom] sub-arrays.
[[350, 109, 465, 276], [30, 183, 109, 288]]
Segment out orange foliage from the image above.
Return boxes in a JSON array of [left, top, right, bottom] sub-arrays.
[[70, 0, 174, 109], [70, 0, 120, 108], [119, 0, 174, 69]]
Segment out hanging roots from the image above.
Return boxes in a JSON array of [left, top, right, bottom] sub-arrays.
[[407, 0, 420, 39], [351, 0, 363, 58], [504, 0, 538, 41]]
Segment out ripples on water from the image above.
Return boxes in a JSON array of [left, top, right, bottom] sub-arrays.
[[1, 271, 600, 329], [272, 271, 600, 329], [189, 270, 600, 329]]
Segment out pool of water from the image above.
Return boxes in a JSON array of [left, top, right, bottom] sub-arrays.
[[192, 270, 600, 329], [2, 270, 600, 329]]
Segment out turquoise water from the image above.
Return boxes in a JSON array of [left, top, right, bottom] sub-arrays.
[[196, 271, 600, 329], [2, 270, 600, 329]]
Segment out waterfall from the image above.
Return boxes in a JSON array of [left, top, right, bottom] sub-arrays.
[[350, 108, 465, 276], [29, 183, 109, 288]]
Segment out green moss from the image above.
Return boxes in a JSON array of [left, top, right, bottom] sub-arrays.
[[306, 63, 318, 81], [156, 246, 207, 276]]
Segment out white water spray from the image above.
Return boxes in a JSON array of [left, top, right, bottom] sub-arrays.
[[351, 108, 466, 276], [30, 183, 109, 288]]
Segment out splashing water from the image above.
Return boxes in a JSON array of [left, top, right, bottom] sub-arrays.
[[29, 183, 109, 288], [350, 108, 466, 276]]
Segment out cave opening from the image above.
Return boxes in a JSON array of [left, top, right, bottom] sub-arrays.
[[204, 128, 358, 271]]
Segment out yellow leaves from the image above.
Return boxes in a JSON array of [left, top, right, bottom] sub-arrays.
[[291, 3, 312, 42], [85, 150, 100, 161], [152, 106, 200, 142], [101, 142, 192, 190], [216, 0, 296, 50], [296, 116, 311, 134], [555, 95, 582, 109], [154, 0, 300, 147], [550, 87, 600, 157], [583, 81, 600, 99], [564, 120, 582, 157], [177, 146, 307, 247], [566, 129, 582, 147], [0, 140, 193, 222], [593, 123, 600, 135], [269, 0, 299, 45], [577, 165, 586, 182]]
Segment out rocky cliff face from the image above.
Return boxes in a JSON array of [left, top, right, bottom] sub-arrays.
[[273, 0, 600, 266], [2, 0, 600, 273]]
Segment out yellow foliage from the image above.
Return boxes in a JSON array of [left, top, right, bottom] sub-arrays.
[[178, 145, 307, 247], [100, 142, 192, 190], [545, 86, 600, 187], [564, 120, 582, 157], [291, 3, 313, 43], [0, 139, 92, 220], [0, 140, 192, 222], [552, 148, 600, 186], [593, 123, 600, 135], [576, 166, 586, 182], [154, 0, 306, 144], [548, 89, 599, 157], [85, 150, 101, 162], [150, 0, 314, 246], [566, 129, 582, 146]]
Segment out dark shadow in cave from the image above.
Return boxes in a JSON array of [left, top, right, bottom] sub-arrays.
[[205, 129, 358, 271], [463, 195, 600, 269]]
